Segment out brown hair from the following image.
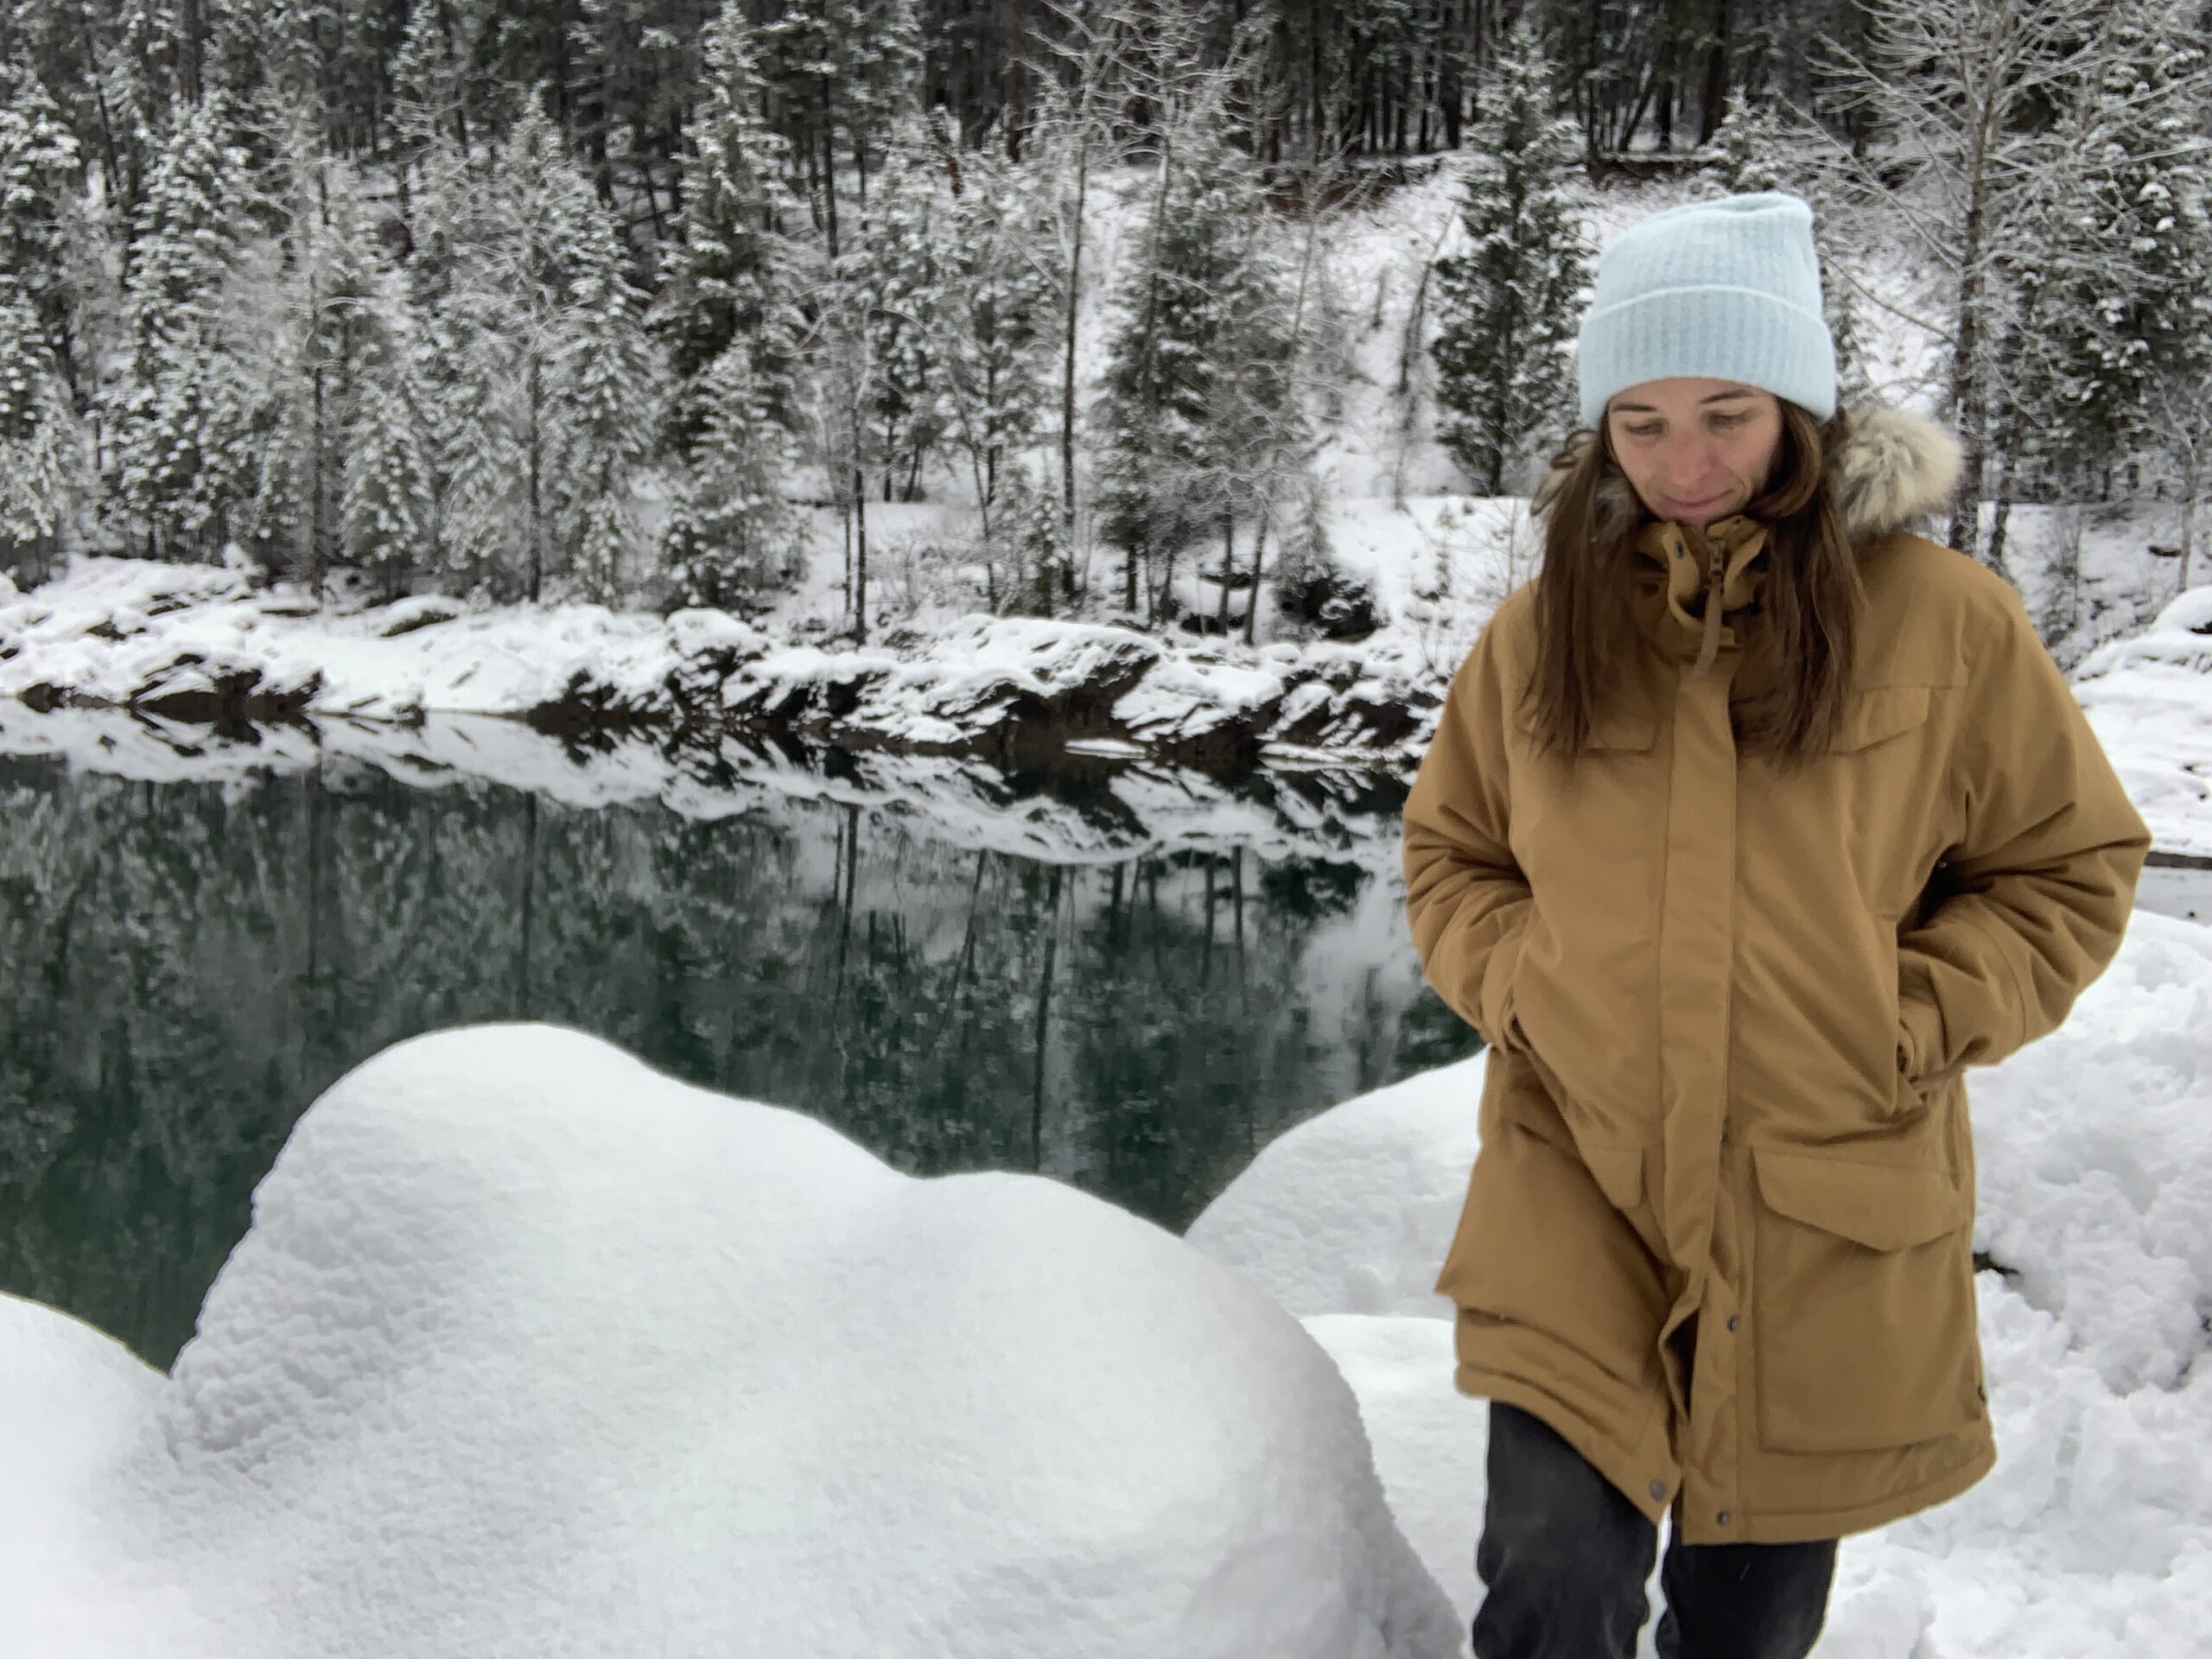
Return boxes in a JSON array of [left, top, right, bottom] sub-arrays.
[[1524, 402, 1864, 766]]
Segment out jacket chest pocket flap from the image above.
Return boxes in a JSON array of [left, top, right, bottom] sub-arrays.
[[1750, 1147, 1983, 1454], [1828, 684, 1933, 753]]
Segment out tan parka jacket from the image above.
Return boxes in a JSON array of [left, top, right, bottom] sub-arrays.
[[1402, 408, 2151, 1545]]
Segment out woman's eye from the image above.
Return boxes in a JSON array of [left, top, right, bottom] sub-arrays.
[[1624, 423, 1662, 440], [1709, 413, 1750, 431]]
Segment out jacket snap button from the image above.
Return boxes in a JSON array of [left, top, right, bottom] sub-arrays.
[[1716, 1510, 1732, 1526], [1649, 1480, 1668, 1501], [1726, 1315, 1740, 1333]]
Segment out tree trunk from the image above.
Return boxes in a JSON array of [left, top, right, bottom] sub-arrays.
[[1216, 512, 1236, 627], [1241, 505, 1271, 645], [1699, 0, 1732, 145], [1060, 128, 1090, 555], [1006, 0, 1026, 159]]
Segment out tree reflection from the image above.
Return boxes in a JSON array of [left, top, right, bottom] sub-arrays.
[[0, 747, 1479, 1367]]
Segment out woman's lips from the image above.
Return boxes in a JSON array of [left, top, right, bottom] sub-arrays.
[[1665, 492, 1732, 518]]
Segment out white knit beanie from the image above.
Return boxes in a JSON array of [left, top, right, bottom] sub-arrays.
[[1575, 192, 1837, 428]]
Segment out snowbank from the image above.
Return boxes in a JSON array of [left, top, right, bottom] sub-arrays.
[[0, 1025, 1459, 1659], [10, 549, 2209, 858], [2076, 584, 2212, 859], [1185, 910, 2212, 1657], [0, 555, 1446, 773]]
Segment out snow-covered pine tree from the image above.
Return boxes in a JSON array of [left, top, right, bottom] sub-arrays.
[[664, 343, 807, 612], [2006, 0, 2211, 493], [756, 0, 921, 255], [246, 143, 384, 591], [0, 279, 84, 575], [664, 0, 804, 449], [550, 181, 666, 601], [0, 62, 89, 571], [1429, 21, 1589, 496], [1095, 99, 1295, 624], [935, 135, 1054, 607], [0, 62, 86, 400], [844, 118, 948, 502], [107, 96, 261, 560], [340, 280, 440, 597], [1710, 99, 1867, 404], [442, 104, 663, 603]]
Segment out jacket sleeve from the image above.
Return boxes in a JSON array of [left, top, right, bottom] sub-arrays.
[[1402, 606, 1535, 1052], [1896, 585, 2152, 1083]]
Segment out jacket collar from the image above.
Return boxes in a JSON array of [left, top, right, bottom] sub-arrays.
[[1549, 404, 1965, 553]]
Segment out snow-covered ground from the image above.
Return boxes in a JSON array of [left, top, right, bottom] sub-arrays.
[[6, 901, 2209, 1656], [2076, 585, 2212, 860]]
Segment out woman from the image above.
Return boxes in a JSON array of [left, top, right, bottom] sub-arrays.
[[1401, 192, 2150, 1659]]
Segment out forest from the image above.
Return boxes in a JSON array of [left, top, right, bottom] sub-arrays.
[[0, 0, 2206, 636]]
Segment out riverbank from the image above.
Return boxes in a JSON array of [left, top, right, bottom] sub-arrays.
[[0, 555, 1449, 778], [4, 546, 2208, 857]]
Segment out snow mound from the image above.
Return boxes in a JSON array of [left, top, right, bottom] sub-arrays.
[[0, 1297, 162, 1581], [4, 1025, 1459, 1659], [2077, 583, 2212, 858], [1187, 1057, 1484, 1318]]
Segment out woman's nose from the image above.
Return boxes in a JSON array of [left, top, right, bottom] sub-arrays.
[[1662, 435, 1720, 488]]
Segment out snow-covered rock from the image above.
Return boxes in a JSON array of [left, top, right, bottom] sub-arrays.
[[0, 1025, 1459, 1659], [0, 556, 1446, 772], [1185, 1058, 1483, 1319]]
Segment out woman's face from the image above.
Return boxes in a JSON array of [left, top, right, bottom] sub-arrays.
[[1605, 378, 1785, 528]]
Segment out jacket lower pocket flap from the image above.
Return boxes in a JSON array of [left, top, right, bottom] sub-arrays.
[[1752, 1148, 1968, 1251], [1828, 684, 1931, 753]]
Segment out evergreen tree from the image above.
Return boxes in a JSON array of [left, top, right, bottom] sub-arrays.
[[2007, 3, 2212, 490], [0, 62, 86, 398], [844, 118, 947, 501], [664, 344, 808, 612], [1095, 102, 1296, 620], [936, 137, 1053, 588], [664, 0, 804, 445], [441, 105, 664, 602], [247, 145, 384, 588], [757, 0, 922, 250], [553, 194, 666, 600], [0, 280, 84, 569], [107, 97, 260, 558], [340, 284, 441, 595], [1710, 98, 1867, 404], [1429, 24, 1589, 494]]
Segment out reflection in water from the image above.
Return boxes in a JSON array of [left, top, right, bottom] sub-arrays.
[[0, 738, 1478, 1368]]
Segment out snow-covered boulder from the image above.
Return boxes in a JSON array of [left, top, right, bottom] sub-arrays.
[[1186, 1056, 1484, 1319], [0, 1295, 162, 1608], [1, 1025, 1459, 1659]]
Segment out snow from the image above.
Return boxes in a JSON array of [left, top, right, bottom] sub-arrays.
[[2075, 584, 2212, 858], [3, 864, 2210, 1656], [0, 1024, 1459, 1659], [1187, 909, 2212, 1658]]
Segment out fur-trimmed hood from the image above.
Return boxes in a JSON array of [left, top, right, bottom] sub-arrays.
[[1543, 404, 1964, 550]]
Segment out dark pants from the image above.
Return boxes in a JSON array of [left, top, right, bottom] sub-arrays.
[[1471, 1404, 1837, 1659]]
